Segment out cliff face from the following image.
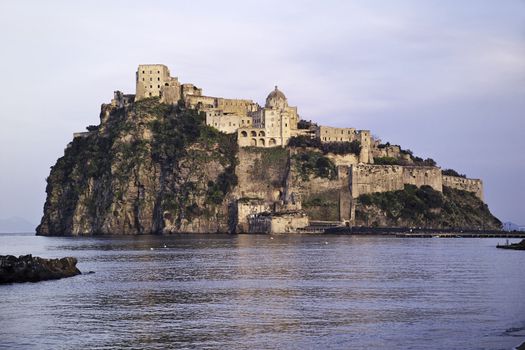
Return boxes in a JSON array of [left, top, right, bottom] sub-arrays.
[[37, 98, 237, 235]]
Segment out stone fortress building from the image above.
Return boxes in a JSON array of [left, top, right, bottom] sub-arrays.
[[134, 65, 372, 154], [103, 64, 487, 230]]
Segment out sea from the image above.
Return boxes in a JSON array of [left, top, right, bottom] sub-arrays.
[[0, 233, 524, 350]]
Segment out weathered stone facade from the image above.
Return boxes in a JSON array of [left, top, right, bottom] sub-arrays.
[[443, 175, 483, 200], [249, 212, 309, 234], [135, 64, 181, 104], [349, 164, 443, 199]]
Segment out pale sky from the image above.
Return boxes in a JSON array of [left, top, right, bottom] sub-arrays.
[[0, 0, 524, 226]]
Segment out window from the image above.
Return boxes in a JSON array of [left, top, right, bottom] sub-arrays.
[[142, 70, 145, 74], [150, 85, 152, 88], [158, 77, 160, 81], [158, 85, 160, 88], [157, 71, 160, 74], [150, 78, 152, 81]]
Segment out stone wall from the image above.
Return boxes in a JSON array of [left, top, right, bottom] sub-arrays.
[[236, 199, 271, 233], [403, 166, 443, 191], [248, 213, 309, 233], [372, 145, 402, 159], [443, 175, 483, 200], [349, 164, 443, 198]]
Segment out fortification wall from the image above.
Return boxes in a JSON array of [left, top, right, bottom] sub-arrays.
[[443, 175, 483, 200], [350, 165, 404, 198], [403, 166, 443, 191], [350, 165, 442, 198]]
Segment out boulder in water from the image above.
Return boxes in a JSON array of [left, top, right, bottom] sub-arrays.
[[0, 254, 81, 284]]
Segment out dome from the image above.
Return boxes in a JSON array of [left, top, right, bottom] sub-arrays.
[[265, 86, 288, 109]]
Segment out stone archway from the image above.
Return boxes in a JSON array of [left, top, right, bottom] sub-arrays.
[[259, 138, 265, 146], [251, 138, 257, 146]]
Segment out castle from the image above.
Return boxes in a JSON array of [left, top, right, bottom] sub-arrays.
[[133, 64, 373, 157], [96, 64, 485, 232]]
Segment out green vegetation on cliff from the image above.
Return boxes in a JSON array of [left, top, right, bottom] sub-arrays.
[[442, 169, 467, 178], [292, 150, 337, 181], [37, 98, 238, 235], [356, 185, 501, 229], [288, 135, 361, 155]]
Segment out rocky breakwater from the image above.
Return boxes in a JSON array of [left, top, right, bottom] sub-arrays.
[[497, 239, 525, 250], [0, 255, 81, 284]]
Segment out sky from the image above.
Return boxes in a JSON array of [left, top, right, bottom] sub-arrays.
[[0, 0, 524, 226]]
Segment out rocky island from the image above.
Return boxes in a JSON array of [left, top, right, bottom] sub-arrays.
[[37, 64, 501, 235]]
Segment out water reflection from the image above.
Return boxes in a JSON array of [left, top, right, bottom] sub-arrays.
[[0, 234, 524, 349]]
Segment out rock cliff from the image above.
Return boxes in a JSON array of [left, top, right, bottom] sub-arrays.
[[37, 98, 237, 235]]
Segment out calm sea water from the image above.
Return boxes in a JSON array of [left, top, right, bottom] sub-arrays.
[[1, 233, 524, 350]]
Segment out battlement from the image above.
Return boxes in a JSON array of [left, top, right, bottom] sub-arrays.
[[349, 164, 443, 198], [443, 175, 483, 200]]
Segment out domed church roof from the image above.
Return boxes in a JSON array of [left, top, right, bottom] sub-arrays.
[[267, 86, 286, 101], [265, 86, 288, 109]]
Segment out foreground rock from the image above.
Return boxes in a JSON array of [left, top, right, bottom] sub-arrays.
[[0, 255, 81, 284], [497, 239, 525, 251]]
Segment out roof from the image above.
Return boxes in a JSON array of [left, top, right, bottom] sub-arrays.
[[266, 86, 286, 101]]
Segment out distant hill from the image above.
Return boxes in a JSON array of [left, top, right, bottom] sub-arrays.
[[0, 217, 36, 233], [503, 222, 525, 232]]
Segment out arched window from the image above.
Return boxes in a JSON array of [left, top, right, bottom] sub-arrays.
[[251, 138, 257, 146], [259, 138, 265, 146], [269, 138, 276, 146], [241, 131, 248, 137], [259, 131, 265, 137], [250, 131, 257, 137]]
